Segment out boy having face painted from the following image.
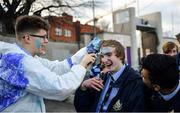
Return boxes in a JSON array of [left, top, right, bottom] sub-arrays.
[[74, 40, 148, 112]]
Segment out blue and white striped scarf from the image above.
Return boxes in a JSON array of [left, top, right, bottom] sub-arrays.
[[0, 53, 29, 111]]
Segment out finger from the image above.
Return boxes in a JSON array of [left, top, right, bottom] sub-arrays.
[[91, 57, 96, 63], [91, 82, 103, 89], [95, 77, 103, 82], [92, 78, 101, 83], [90, 53, 96, 57], [92, 78, 104, 87], [88, 59, 95, 65], [91, 85, 101, 91], [98, 81, 104, 87]]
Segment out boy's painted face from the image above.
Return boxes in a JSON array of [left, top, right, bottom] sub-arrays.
[[30, 29, 48, 56], [100, 47, 122, 73]]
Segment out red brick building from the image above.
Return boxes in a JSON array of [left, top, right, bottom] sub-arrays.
[[45, 13, 101, 43]]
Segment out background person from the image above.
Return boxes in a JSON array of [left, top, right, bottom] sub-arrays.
[[175, 33, 180, 52], [162, 41, 178, 57]]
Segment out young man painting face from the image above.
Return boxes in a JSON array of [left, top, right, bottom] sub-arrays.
[[15, 15, 49, 57], [21, 29, 48, 56]]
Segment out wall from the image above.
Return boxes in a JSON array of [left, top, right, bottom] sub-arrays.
[[0, 34, 16, 43], [113, 7, 139, 69], [46, 14, 101, 44], [47, 16, 77, 43]]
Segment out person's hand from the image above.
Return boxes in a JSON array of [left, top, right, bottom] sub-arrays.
[[80, 53, 96, 68], [81, 77, 104, 91]]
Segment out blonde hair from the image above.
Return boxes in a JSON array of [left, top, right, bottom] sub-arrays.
[[162, 41, 178, 54]]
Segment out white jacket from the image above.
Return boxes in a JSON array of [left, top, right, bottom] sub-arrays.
[[0, 41, 87, 112]]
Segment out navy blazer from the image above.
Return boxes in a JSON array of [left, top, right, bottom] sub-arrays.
[[147, 89, 180, 112]]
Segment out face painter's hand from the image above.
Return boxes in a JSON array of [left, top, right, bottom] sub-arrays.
[[80, 53, 96, 68]]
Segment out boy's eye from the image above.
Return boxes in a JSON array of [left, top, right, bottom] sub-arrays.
[[100, 54, 104, 58], [100, 52, 113, 58], [105, 52, 112, 57]]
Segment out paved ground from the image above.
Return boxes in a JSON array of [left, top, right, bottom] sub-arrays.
[[45, 95, 76, 112]]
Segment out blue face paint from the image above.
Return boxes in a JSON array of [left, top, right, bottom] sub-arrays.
[[100, 47, 114, 55], [35, 38, 41, 49]]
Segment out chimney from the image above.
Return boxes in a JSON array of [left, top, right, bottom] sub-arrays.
[[62, 12, 73, 22]]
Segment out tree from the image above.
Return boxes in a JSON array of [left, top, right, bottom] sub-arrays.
[[0, 0, 102, 34]]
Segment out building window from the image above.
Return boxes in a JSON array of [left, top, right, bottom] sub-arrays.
[[64, 29, 71, 37], [55, 27, 62, 36]]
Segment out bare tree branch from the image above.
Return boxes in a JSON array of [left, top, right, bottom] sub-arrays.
[[3, 0, 11, 9], [0, 0, 104, 34], [0, 4, 6, 17], [16, 0, 36, 16]]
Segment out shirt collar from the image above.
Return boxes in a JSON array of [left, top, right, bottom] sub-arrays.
[[16, 43, 32, 56], [159, 80, 180, 101], [111, 64, 127, 82]]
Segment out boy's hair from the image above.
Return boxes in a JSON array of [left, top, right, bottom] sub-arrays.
[[162, 41, 177, 54], [100, 40, 125, 63], [142, 54, 179, 89], [15, 15, 49, 40]]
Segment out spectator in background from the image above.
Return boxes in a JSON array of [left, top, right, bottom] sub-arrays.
[[74, 40, 147, 112], [176, 33, 180, 52], [175, 33, 180, 71], [162, 41, 178, 57], [0, 15, 96, 112], [141, 54, 180, 112]]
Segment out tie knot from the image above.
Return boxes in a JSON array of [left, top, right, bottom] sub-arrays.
[[107, 72, 114, 83], [106, 72, 113, 78], [110, 76, 114, 82], [109, 77, 115, 88]]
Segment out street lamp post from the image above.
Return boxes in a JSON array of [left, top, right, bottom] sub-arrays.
[[92, 0, 96, 38]]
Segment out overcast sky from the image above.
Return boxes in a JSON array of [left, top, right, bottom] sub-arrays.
[[75, 0, 180, 37]]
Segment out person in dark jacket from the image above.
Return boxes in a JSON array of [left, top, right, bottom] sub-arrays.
[[74, 40, 147, 112], [141, 54, 180, 112]]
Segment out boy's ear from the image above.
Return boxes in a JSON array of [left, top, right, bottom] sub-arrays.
[[152, 84, 160, 91], [23, 35, 31, 44]]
